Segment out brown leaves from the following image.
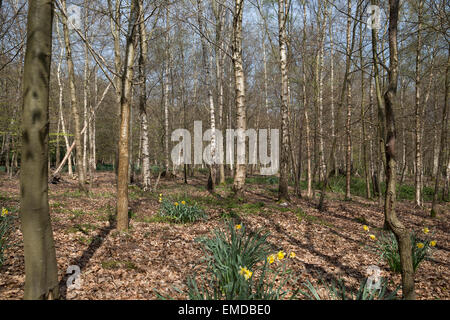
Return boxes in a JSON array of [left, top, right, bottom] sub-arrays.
[[0, 172, 448, 299]]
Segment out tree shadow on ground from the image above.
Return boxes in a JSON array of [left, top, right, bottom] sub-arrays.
[[58, 220, 115, 299]]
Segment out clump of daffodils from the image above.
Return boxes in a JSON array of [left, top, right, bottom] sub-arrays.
[[1, 207, 14, 267], [158, 197, 206, 223], [267, 250, 295, 264], [367, 226, 437, 274]]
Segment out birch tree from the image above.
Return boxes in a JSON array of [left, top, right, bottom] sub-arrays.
[[61, 0, 87, 192], [232, 0, 246, 198], [278, 0, 290, 201]]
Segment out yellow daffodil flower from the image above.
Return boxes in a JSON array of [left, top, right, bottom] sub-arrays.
[[1, 208, 7, 217], [423, 227, 429, 234], [174, 202, 179, 206], [289, 252, 296, 258], [235, 224, 242, 230], [181, 200, 186, 205], [277, 251, 285, 260], [158, 198, 162, 203], [430, 241, 436, 247], [239, 267, 252, 280], [363, 225, 369, 232], [369, 234, 376, 240], [267, 255, 275, 264], [416, 242, 424, 249]]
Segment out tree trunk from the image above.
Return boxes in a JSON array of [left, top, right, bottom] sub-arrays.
[[197, 0, 217, 192], [384, 0, 416, 300], [414, 0, 423, 207], [20, 0, 59, 299], [345, 0, 352, 200], [61, 0, 87, 192], [360, 13, 370, 199], [277, 0, 290, 201], [431, 45, 449, 217], [232, 0, 246, 198], [163, 9, 170, 175], [138, 0, 151, 190], [116, 0, 139, 231]]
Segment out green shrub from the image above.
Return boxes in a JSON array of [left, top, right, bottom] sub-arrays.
[[367, 228, 437, 273], [299, 277, 398, 300], [161, 222, 298, 300], [0, 207, 14, 267], [158, 199, 207, 223]]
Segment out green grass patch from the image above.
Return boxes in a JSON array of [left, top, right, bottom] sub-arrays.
[[296, 208, 334, 228]]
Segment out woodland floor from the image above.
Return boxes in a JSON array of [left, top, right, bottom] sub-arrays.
[[0, 171, 448, 300]]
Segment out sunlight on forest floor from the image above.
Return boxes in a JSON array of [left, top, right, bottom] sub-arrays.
[[0, 172, 448, 299]]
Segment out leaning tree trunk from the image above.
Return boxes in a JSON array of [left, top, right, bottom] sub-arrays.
[[20, 0, 59, 300], [116, 0, 139, 231], [232, 0, 246, 198], [384, 0, 416, 300]]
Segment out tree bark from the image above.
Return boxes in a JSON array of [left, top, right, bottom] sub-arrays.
[[138, 0, 151, 190], [278, 0, 290, 201], [414, 0, 423, 207], [116, 0, 139, 231], [61, 0, 87, 192], [20, 0, 59, 299], [431, 45, 449, 217], [232, 0, 246, 198], [384, 0, 416, 300]]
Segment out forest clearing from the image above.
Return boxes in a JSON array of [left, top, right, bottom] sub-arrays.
[[0, 0, 449, 301]]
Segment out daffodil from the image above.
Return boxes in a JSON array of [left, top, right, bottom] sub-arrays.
[[289, 252, 296, 258], [369, 234, 376, 240], [239, 266, 252, 280], [174, 202, 179, 206], [277, 251, 285, 260], [416, 242, 424, 249], [267, 255, 275, 264], [158, 197, 162, 203], [1, 208, 7, 217], [423, 227, 429, 234], [159, 193, 163, 197], [181, 200, 186, 205], [363, 225, 369, 232], [430, 240, 436, 247], [235, 224, 242, 230]]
